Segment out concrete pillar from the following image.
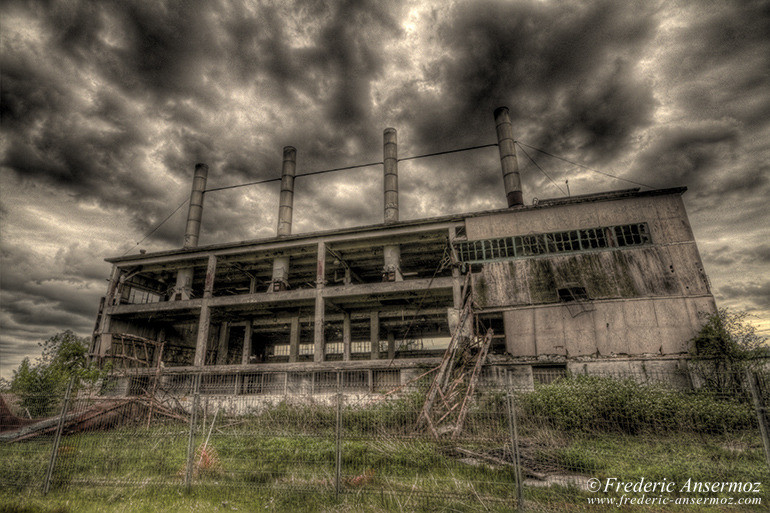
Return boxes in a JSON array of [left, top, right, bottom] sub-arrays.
[[96, 266, 121, 358], [383, 244, 403, 282], [343, 312, 351, 361], [269, 256, 290, 292], [277, 146, 296, 237], [314, 241, 326, 362], [452, 267, 462, 308], [194, 304, 211, 367], [493, 107, 523, 207], [370, 312, 380, 360], [184, 163, 209, 249], [217, 323, 229, 365], [387, 331, 396, 360], [194, 254, 217, 367], [289, 316, 300, 362], [241, 321, 252, 365]]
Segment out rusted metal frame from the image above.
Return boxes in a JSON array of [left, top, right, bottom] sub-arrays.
[[452, 328, 494, 438], [43, 375, 75, 495]]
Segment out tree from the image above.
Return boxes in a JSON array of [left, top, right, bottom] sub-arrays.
[[9, 330, 104, 417], [690, 308, 769, 394]]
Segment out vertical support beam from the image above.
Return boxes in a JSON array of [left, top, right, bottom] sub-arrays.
[[370, 312, 380, 360], [342, 312, 351, 362], [96, 266, 121, 358], [216, 323, 229, 365], [289, 316, 300, 363], [241, 321, 252, 365], [203, 254, 216, 299], [194, 255, 217, 367], [194, 305, 211, 367], [494, 107, 523, 207], [387, 331, 396, 360], [314, 241, 326, 362]]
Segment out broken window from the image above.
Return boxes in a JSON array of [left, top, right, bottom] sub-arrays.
[[614, 223, 650, 247], [455, 222, 651, 263], [557, 287, 589, 302]]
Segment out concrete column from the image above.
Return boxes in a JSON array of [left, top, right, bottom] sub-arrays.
[[370, 312, 380, 360], [217, 322, 229, 365], [387, 331, 396, 360], [383, 244, 403, 282], [314, 241, 326, 362], [493, 107, 523, 207], [241, 321, 252, 365], [343, 312, 351, 361], [194, 254, 216, 367], [96, 266, 121, 357], [184, 163, 209, 248], [269, 256, 290, 292], [289, 316, 300, 363], [452, 267, 462, 308], [277, 146, 296, 237], [194, 304, 211, 367], [203, 254, 217, 299], [383, 128, 398, 223]]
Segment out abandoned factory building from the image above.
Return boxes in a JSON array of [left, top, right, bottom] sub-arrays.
[[91, 107, 717, 393]]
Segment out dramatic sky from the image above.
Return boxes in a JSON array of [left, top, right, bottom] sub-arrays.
[[1, 0, 769, 378]]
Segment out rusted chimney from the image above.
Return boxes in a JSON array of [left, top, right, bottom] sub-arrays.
[[183, 163, 209, 248], [270, 147, 296, 292], [383, 128, 398, 223], [383, 128, 402, 281], [173, 163, 208, 301], [276, 146, 296, 237], [493, 107, 523, 207]]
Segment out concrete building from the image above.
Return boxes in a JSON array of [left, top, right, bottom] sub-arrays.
[[91, 108, 716, 394]]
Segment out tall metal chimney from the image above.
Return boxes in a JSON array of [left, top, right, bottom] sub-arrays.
[[183, 163, 209, 248], [276, 146, 296, 237], [493, 107, 523, 207], [173, 162, 208, 301], [270, 147, 296, 292], [383, 128, 398, 223], [383, 128, 402, 281]]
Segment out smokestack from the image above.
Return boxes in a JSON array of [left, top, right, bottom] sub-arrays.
[[383, 128, 402, 281], [270, 147, 296, 292], [276, 146, 296, 237], [183, 163, 209, 248], [172, 163, 208, 301], [493, 107, 523, 207], [383, 128, 398, 224]]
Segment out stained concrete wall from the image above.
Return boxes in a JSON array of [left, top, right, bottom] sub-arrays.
[[474, 244, 711, 308], [503, 295, 716, 357]]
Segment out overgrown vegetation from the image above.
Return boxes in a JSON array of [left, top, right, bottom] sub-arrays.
[[517, 374, 756, 434], [4, 331, 107, 417], [690, 308, 769, 394]]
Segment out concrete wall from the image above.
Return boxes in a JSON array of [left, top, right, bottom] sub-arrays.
[[503, 295, 716, 357], [464, 194, 695, 245]]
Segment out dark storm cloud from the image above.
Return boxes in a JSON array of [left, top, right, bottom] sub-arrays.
[[394, 0, 657, 163]]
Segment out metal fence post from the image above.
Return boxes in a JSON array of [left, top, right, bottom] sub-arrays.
[[185, 373, 201, 491], [505, 373, 524, 511], [335, 370, 343, 500], [746, 369, 770, 470], [43, 375, 75, 495]]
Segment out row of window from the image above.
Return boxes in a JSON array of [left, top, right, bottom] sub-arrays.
[[455, 223, 651, 263]]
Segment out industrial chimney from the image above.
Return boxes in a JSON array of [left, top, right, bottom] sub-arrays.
[[493, 107, 523, 207], [173, 162, 208, 300], [383, 128, 402, 281], [270, 146, 296, 291]]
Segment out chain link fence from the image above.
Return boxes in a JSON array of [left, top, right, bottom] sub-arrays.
[[2, 365, 769, 510]]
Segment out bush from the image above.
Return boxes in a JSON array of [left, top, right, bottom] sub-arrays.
[[517, 375, 755, 435]]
